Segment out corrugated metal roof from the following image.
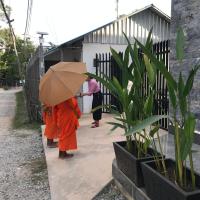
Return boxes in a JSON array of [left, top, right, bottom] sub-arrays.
[[44, 4, 170, 56], [126, 4, 170, 22]]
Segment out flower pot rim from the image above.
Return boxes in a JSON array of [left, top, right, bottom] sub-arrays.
[[142, 158, 200, 195], [113, 140, 157, 161]]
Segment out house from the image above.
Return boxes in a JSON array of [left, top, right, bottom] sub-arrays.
[[44, 4, 170, 114]]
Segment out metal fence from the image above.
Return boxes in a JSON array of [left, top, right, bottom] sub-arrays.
[[94, 40, 169, 130], [152, 40, 169, 130], [24, 48, 42, 121], [94, 52, 122, 113]]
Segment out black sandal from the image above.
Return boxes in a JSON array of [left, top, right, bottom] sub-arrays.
[[59, 151, 74, 159]]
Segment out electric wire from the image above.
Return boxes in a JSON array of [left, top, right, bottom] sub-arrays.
[[24, 0, 33, 41]]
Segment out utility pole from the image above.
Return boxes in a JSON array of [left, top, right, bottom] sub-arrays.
[[37, 32, 48, 77], [116, 0, 119, 19], [0, 0, 23, 85]]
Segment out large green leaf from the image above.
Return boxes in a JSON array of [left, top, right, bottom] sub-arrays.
[[124, 45, 130, 68], [129, 63, 135, 74], [180, 113, 196, 161], [128, 84, 135, 102], [136, 39, 177, 90], [140, 56, 146, 77], [112, 77, 123, 93], [167, 83, 177, 109], [149, 124, 160, 137], [91, 104, 109, 113], [109, 124, 120, 132], [112, 77, 126, 105], [176, 27, 185, 62], [123, 33, 142, 82], [179, 97, 187, 119], [125, 115, 168, 136], [111, 46, 130, 87], [178, 72, 184, 98], [123, 33, 135, 62], [128, 101, 134, 114], [109, 106, 121, 116], [133, 65, 142, 87], [110, 47, 124, 69], [178, 73, 187, 116], [144, 54, 156, 87], [114, 117, 139, 127], [133, 43, 141, 70], [144, 92, 154, 116], [145, 27, 153, 50], [183, 65, 200, 97], [124, 41, 143, 89], [107, 122, 126, 131]]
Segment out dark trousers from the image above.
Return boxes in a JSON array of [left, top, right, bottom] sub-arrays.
[[92, 91, 102, 121]]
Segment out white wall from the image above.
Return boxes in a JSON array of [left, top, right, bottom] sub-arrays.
[[82, 42, 127, 113]]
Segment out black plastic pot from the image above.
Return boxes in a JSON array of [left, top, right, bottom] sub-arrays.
[[113, 140, 161, 187], [142, 158, 200, 200]]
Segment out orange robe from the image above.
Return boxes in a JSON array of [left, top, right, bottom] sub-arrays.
[[56, 97, 81, 151], [42, 106, 59, 140]]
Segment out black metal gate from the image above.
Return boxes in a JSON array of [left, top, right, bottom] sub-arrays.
[[152, 40, 169, 130], [94, 52, 123, 113], [94, 40, 169, 130]]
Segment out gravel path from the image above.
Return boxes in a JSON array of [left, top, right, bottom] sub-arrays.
[[92, 180, 127, 200], [0, 88, 51, 200]]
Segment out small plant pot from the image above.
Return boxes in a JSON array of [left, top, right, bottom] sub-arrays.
[[113, 140, 162, 187], [142, 158, 200, 200]]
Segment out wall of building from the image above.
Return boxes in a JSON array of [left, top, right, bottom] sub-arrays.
[[43, 7, 171, 115], [82, 43, 127, 113], [170, 0, 200, 131], [61, 48, 82, 61], [84, 8, 170, 45], [44, 47, 82, 62], [45, 49, 61, 61]]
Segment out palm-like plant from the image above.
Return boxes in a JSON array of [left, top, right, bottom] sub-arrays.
[[137, 27, 200, 190], [87, 29, 166, 158]]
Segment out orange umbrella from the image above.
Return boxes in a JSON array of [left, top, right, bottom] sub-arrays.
[[39, 62, 87, 106]]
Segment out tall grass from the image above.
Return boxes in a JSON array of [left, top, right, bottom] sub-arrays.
[[12, 91, 40, 130]]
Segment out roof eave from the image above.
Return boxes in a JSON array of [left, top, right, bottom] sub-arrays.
[[44, 4, 170, 56]]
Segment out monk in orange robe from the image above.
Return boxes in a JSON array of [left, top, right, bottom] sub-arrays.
[[42, 105, 59, 148], [56, 97, 81, 159]]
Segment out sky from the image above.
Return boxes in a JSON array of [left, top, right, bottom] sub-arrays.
[[4, 0, 171, 46]]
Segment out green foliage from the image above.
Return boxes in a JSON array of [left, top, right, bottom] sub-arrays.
[[13, 91, 40, 130], [136, 38, 177, 90], [87, 30, 166, 157], [144, 54, 156, 87], [125, 115, 167, 136], [176, 27, 185, 62], [0, 28, 35, 86], [137, 27, 199, 190], [180, 113, 196, 161], [149, 124, 160, 137]]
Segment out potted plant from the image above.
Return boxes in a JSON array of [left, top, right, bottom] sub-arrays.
[[137, 27, 200, 199], [87, 30, 167, 187]]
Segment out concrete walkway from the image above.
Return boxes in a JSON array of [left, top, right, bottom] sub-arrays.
[[42, 113, 125, 200], [0, 88, 18, 132]]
